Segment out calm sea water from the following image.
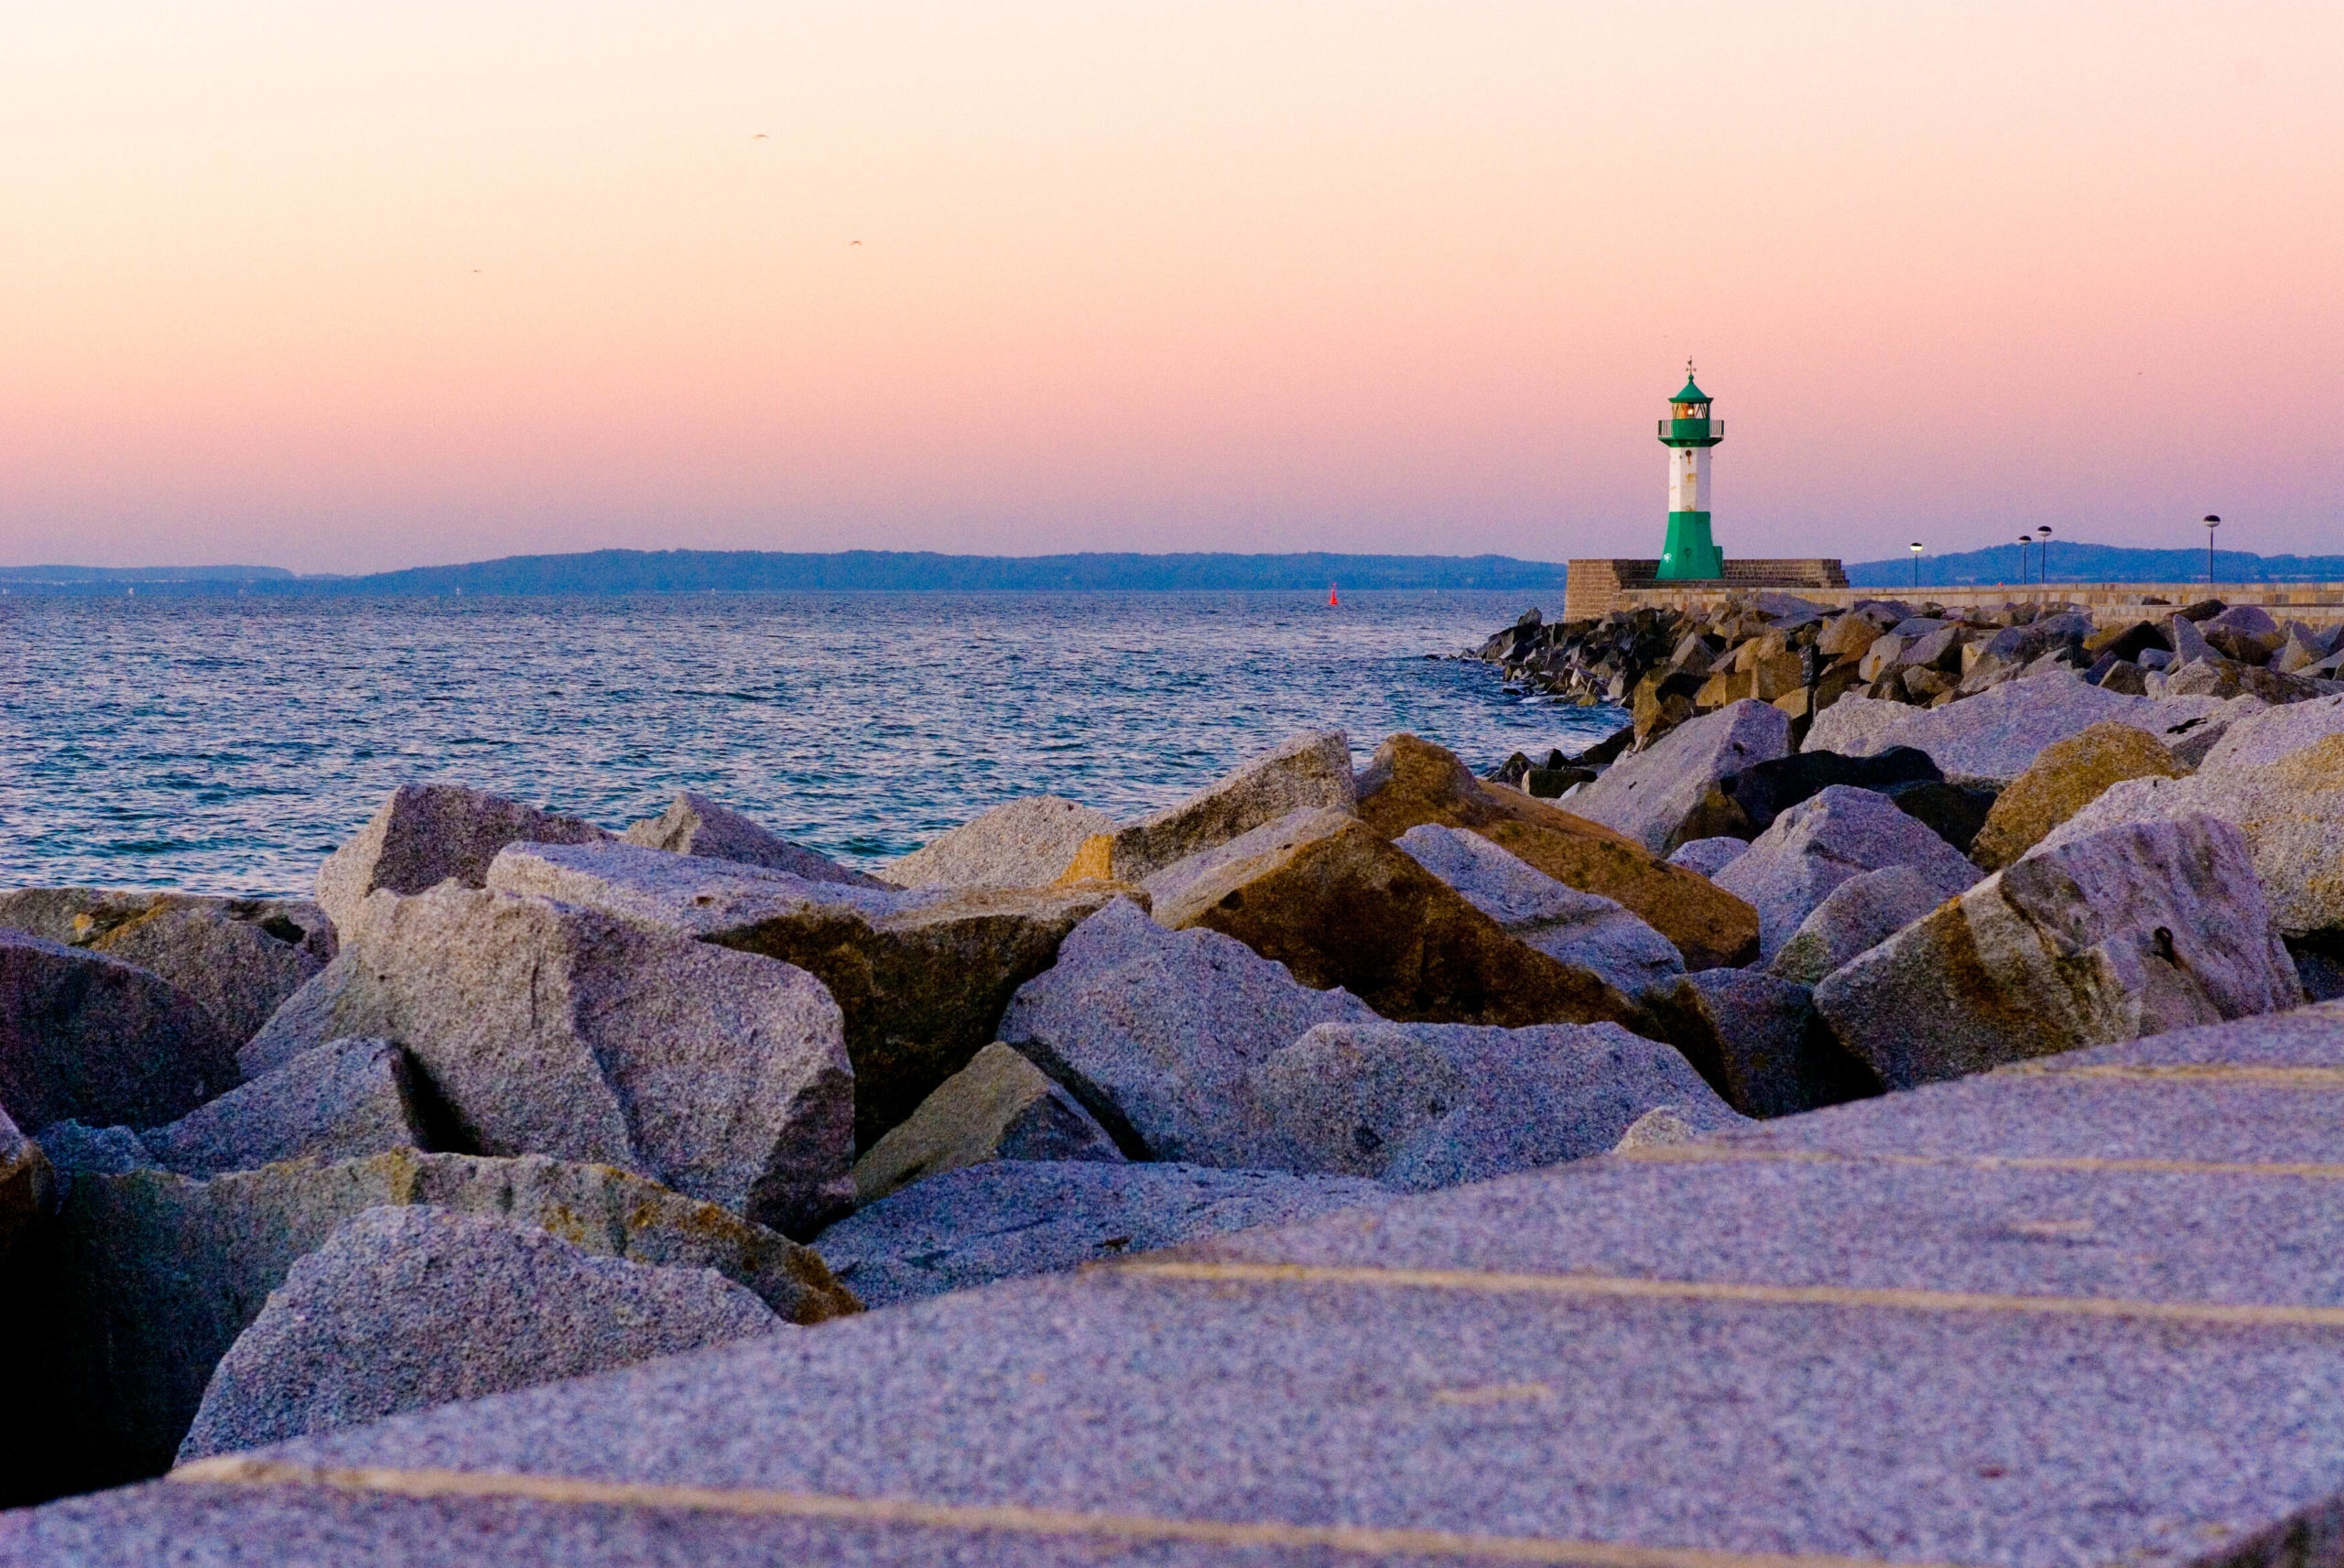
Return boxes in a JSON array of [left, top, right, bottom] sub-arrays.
[[2, 591, 1621, 899]]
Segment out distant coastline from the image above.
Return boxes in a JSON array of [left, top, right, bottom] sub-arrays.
[[0, 549, 1568, 597]]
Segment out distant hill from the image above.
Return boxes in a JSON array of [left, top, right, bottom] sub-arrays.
[[1847, 541, 2344, 589], [0, 564, 297, 583], [323, 549, 1568, 595], [0, 549, 1569, 596]]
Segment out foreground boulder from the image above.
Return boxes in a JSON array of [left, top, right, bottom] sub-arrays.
[[851, 1042, 1122, 1206], [1646, 969, 1874, 1118], [0, 889, 334, 1047], [1768, 864, 1962, 986], [1969, 721, 2188, 871], [0, 931, 240, 1132], [2031, 733, 2344, 941], [811, 1159, 1395, 1309], [1, 1149, 853, 1495], [2197, 693, 2344, 770], [243, 884, 854, 1237], [1250, 1019, 1740, 1189], [136, 1038, 428, 1179], [999, 898, 1376, 1164], [177, 1206, 782, 1463], [1063, 730, 1357, 884], [883, 795, 1114, 889], [1351, 734, 1758, 969], [622, 791, 884, 885], [1712, 786, 1981, 962], [1814, 815, 2302, 1088], [1393, 825, 1684, 1002], [1146, 808, 1654, 1034], [1565, 700, 1793, 854], [313, 783, 613, 929], [485, 841, 1124, 1149]]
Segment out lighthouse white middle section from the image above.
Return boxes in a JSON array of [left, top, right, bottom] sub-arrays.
[[1667, 447, 1710, 513]]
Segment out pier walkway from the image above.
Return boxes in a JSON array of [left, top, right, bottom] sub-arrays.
[[10, 1005, 2344, 1567]]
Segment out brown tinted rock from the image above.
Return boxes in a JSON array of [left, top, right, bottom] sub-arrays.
[[1814, 815, 2303, 1089], [850, 1042, 1122, 1206], [1148, 807, 1653, 1033], [313, 783, 613, 929], [0, 1104, 50, 1262], [5, 1149, 853, 1496], [882, 795, 1115, 889], [0, 890, 333, 1049], [485, 841, 1127, 1149], [241, 884, 854, 1238], [1062, 730, 1356, 883], [622, 792, 884, 885], [1969, 721, 2188, 871], [1352, 734, 1758, 970], [0, 932, 239, 1132]]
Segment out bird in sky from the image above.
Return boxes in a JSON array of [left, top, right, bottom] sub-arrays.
[[753, 133, 768, 140], [850, 240, 863, 245]]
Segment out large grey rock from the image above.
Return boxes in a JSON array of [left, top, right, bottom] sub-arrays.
[[5, 1148, 855, 1494], [484, 840, 1123, 1149], [1711, 786, 1980, 961], [1803, 672, 2237, 787], [313, 783, 613, 929], [1393, 824, 1684, 1001], [0, 930, 240, 1132], [241, 883, 854, 1238], [2197, 693, 2344, 770], [997, 897, 1376, 1164], [881, 795, 1116, 890], [0, 889, 334, 1048], [177, 1206, 782, 1463], [136, 1038, 427, 1179], [1664, 837, 1749, 878], [1815, 815, 2303, 1088], [622, 791, 884, 885], [1566, 700, 1793, 854], [810, 1159, 1394, 1308], [0, 1104, 49, 1261], [850, 1042, 1123, 1207], [1803, 694, 1913, 759], [1064, 730, 1358, 884], [1646, 968, 1871, 1118], [2032, 732, 2344, 940], [1768, 864, 1959, 985], [1250, 1019, 1740, 1190], [30, 1119, 154, 1182]]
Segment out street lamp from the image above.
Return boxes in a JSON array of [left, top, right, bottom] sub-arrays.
[[2016, 534, 2030, 587], [1909, 541, 1923, 589], [2204, 515, 2221, 586], [2036, 525, 2052, 586]]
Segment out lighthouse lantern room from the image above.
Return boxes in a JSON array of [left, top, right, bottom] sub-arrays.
[[1655, 362, 1725, 580]]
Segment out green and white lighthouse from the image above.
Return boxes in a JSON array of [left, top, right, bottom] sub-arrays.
[[1655, 362, 1724, 579]]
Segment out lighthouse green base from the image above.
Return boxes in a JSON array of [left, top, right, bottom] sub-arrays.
[[1655, 511, 1723, 579]]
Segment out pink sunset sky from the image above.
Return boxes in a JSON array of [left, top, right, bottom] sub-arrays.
[[2, 2, 2338, 575]]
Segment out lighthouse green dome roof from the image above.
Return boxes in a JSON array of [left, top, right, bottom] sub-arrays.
[[1672, 375, 1710, 405]]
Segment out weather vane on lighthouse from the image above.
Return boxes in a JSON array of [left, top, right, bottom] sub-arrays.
[[1655, 360, 1724, 579]]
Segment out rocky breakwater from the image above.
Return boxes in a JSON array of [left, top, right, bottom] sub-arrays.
[[9, 669, 2344, 1507]]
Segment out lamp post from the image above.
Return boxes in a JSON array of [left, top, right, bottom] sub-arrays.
[[1909, 541, 1923, 589], [2016, 535, 2030, 587], [2036, 525, 2052, 586], [2204, 515, 2220, 587]]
